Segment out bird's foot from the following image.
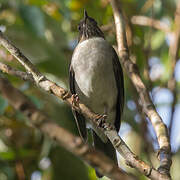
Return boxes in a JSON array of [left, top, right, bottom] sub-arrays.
[[95, 114, 107, 128], [101, 122, 115, 130], [72, 94, 79, 109], [61, 91, 71, 100]]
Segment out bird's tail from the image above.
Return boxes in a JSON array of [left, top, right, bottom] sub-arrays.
[[92, 131, 117, 178]]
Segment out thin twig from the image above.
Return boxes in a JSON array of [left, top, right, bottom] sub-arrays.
[[168, 1, 180, 137], [0, 63, 163, 179], [0, 31, 100, 131], [110, 0, 171, 178], [0, 31, 170, 179], [0, 32, 42, 83], [101, 23, 115, 32], [133, 88, 153, 164], [131, 16, 171, 33], [142, 6, 154, 90], [15, 161, 25, 180], [0, 76, 135, 180], [0, 62, 34, 82], [140, 5, 154, 159]]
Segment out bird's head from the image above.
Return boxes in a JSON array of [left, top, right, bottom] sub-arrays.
[[78, 10, 104, 42]]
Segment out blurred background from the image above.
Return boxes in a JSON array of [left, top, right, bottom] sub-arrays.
[[0, 0, 180, 179]]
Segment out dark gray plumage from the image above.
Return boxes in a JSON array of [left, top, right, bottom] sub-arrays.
[[69, 10, 124, 177]]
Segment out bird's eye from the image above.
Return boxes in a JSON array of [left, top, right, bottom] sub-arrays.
[[78, 25, 81, 31]]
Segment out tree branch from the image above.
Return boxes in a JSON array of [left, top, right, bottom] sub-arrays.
[[110, 0, 171, 178], [0, 62, 33, 82], [0, 31, 171, 179], [0, 76, 135, 180], [0, 31, 99, 129], [168, 1, 180, 137], [131, 16, 171, 33], [1, 63, 165, 180]]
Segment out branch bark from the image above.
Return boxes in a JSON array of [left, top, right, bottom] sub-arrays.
[[131, 16, 171, 33], [168, 1, 180, 137], [0, 63, 165, 180], [0, 4, 173, 178], [110, 0, 171, 178], [0, 32, 170, 179], [0, 62, 33, 82], [0, 76, 135, 180], [0, 31, 99, 128]]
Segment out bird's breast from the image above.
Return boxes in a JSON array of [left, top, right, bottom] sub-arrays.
[[71, 37, 117, 114]]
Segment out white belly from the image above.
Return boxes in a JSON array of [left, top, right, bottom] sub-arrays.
[[71, 37, 118, 141]]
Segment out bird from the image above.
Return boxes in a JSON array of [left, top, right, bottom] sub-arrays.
[[69, 10, 124, 177]]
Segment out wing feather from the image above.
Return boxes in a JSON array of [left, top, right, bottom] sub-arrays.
[[69, 65, 87, 141], [112, 49, 124, 131]]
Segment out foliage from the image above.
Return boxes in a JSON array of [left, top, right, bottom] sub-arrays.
[[0, 0, 179, 179]]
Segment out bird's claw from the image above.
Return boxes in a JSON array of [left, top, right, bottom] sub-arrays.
[[95, 114, 107, 128]]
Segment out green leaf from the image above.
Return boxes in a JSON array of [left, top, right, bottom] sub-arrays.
[[18, 148, 37, 158], [0, 151, 16, 160], [28, 0, 48, 6], [151, 31, 165, 50], [19, 5, 45, 37]]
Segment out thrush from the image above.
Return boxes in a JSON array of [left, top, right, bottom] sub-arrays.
[[69, 10, 124, 177]]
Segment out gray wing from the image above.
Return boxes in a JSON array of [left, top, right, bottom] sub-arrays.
[[112, 48, 124, 131], [69, 65, 87, 141]]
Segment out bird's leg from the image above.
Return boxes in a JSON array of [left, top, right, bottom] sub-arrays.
[[72, 94, 79, 109], [95, 114, 107, 128], [96, 106, 115, 130], [95, 105, 108, 128]]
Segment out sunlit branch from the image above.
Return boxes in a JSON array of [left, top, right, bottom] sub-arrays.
[[0, 30, 163, 179], [131, 16, 171, 33], [168, 1, 180, 137], [0, 76, 135, 180], [0, 62, 33, 82], [110, 0, 171, 178]]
